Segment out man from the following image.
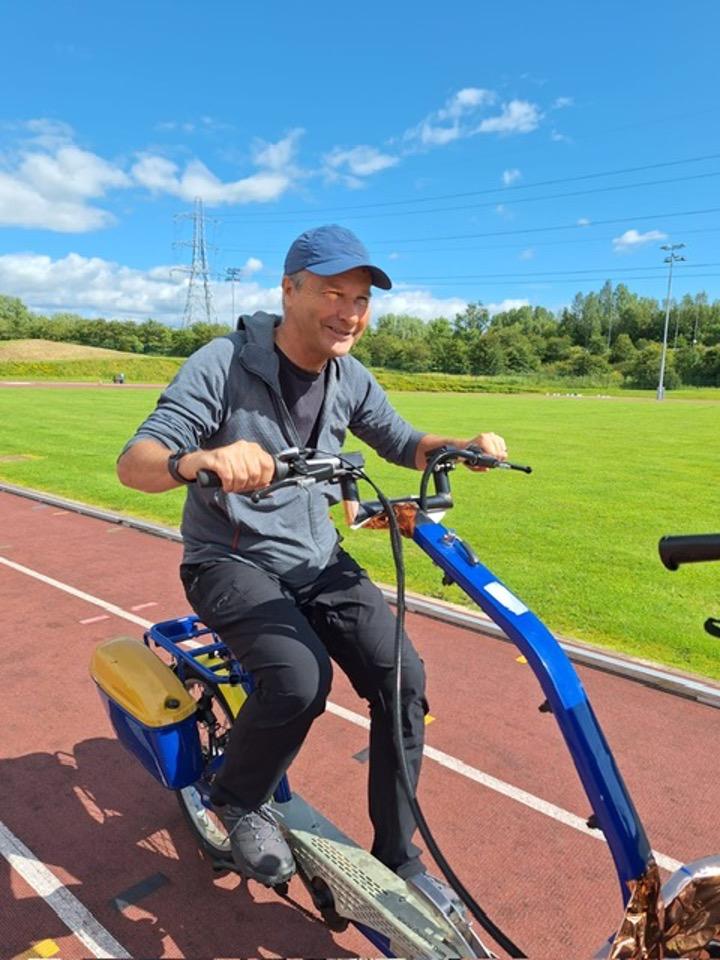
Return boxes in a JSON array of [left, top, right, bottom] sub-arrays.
[[117, 224, 507, 891]]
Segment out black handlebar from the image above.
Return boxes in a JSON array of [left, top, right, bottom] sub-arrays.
[[658, 534, 720, 570], [194, 445, 532, 519]]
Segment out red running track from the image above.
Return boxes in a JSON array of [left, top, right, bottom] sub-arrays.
[[1, 488, 719, 959]]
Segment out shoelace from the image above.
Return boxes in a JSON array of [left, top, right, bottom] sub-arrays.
[[226, 804, 282, 846]]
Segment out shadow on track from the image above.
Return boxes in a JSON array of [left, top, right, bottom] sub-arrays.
[[1, 736, 353, 959]]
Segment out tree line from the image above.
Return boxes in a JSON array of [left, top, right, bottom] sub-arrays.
[[1, 280, 720, 387]]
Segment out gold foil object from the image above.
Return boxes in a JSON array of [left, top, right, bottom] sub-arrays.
[[609, 861, 664, 960], [360, 502, 418, 538], [609, 857, 720, 959]]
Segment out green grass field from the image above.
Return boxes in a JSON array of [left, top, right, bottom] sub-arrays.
[[1, 386, 718, 679]]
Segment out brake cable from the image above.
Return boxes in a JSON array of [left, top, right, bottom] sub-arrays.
[[329, 451, 526, 958]]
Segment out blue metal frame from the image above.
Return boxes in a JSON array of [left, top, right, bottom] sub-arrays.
[[144, 616, 292, 804], [138, 504, 656, 944], [412, 515, 652, 903]]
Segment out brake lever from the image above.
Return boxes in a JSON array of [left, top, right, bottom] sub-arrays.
[[249, 476, 316, 502], [463, 448, 532, 474]]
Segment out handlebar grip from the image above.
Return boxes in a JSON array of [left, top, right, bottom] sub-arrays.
[[196, 455, 290, 490], [196, 469, 221, 488], [659, 534, 720, 570], [340, 473, 361, 525]]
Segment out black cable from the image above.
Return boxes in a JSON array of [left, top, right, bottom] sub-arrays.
[[213, 151, 720, 221], [367, 205, 720, 246], [357, 464, 527, 959]]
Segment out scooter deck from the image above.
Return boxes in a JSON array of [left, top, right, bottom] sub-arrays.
[[274, 793, 489, 959]]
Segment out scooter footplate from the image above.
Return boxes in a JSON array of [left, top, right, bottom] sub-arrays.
[[274, 794, 485, 959]]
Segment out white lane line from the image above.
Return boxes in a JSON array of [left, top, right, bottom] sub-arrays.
[[0, 820, 131, 959], [1, 554, 684, 876], [0, 556, 154, 629]]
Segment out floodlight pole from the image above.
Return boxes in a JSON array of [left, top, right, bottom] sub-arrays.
[[656, 243, 686, 401], [225, 267, 243, 326]]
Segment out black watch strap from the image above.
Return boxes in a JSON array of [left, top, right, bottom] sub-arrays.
[[167, 447, 197, 484]]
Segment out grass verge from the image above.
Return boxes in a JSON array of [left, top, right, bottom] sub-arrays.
[[0, 387, 717, 679]]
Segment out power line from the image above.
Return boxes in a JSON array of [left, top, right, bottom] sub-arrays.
[[402, 273, 719, 287], [366, 205, 720, 245], [211, 151, 720, 220], [212, 170, 720, 225], [217, 224, 720, 258], [398, 262, 718, 281]]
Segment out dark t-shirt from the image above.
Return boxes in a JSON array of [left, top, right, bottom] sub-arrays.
[[275, 346, 327, 448]]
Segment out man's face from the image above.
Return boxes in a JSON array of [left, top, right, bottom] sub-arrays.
[[282, 267, 372, 365]]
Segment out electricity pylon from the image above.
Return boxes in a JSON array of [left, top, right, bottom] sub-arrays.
[[174, 197, 216, 327]]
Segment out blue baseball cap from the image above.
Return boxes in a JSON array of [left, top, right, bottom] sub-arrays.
[[284, 224, 392, 290]]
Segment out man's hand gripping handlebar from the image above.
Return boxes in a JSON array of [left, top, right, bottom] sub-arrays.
[[196, 445, 531, 534]]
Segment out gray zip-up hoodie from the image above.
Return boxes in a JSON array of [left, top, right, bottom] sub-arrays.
[[124, 312, 423, 587]]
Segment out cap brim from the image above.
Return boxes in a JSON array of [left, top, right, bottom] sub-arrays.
[[306, 256, 392, 290]]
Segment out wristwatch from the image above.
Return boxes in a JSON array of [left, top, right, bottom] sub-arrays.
[[167, 446, 198, 484]]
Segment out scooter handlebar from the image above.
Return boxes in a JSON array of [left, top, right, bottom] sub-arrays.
[[658, 533, 720, 570]]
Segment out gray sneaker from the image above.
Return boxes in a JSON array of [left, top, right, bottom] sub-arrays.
[[216, 802, 295, 886]]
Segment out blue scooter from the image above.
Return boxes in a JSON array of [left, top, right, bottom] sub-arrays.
[[91, 448, 720, 958]]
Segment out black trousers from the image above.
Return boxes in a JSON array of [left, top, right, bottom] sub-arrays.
[[180, 545, 428, 879]]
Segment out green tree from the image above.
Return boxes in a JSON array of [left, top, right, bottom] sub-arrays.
[[609, 333, 637, 365], [468, 335, 506, 375], [625, 344, 680, 390], [374, 313, 427, 340], [453, 302, 490, 340], [0, 296, 33, 339], [138, 319, 173, 355]]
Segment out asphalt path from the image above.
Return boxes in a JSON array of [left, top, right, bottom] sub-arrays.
[[2, 489, 720, 959]]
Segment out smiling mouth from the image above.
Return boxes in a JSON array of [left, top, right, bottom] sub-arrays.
[[326, 324, 355, 339]]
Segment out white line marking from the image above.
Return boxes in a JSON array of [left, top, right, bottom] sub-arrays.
[[0, 820, 131, 959], [130, 602, 158, 612], [80, 614, 111, 625], [1, 554, 684, 876], [0, 556, 154, 629], [327, 696, 681, 872]]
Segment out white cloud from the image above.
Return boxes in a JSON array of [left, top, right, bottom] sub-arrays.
[[240, 257, 263, 276], [552, 97, 574, 109], [131, 156, 291, 204], [436, 87, 496, 121], [132, 130, 303, 205], [0, 139, 130, 232], [23, 118, 75, 148], [612, 229, 668, 253], [577, 217, 591, 226], [19, 145, 130, 199], [519, 248, 535, 260], [0, 251, 282, 322], [487, 298, 530, 315], [551, 129, 572, 143], [251, 128, 304, 170], [373, 292, 530, 322], [324, 145, 399, 184], [375, 288, 469, 321], [502, 168, 522, 186], [0, 250, 535, 328], [403, 87, 541, 149], [475, 100, 541, 134]]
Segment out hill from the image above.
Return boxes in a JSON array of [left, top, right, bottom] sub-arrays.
[[0, 339, 183, 383], [0, 339, 150, 360]]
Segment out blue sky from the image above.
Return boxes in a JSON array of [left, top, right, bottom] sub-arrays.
[[1, 0, 718, 326]]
